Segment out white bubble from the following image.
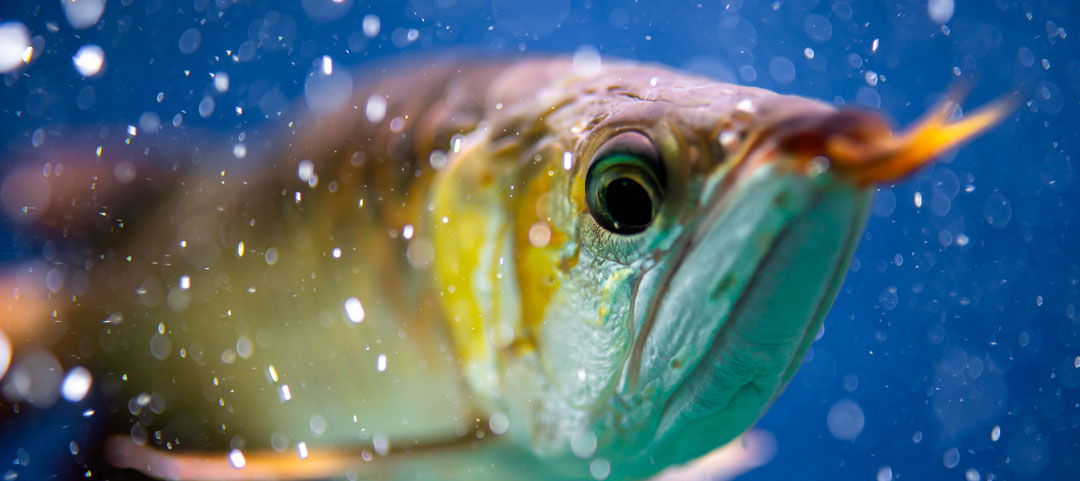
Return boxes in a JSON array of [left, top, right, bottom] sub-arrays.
[[61, 0, 105, 29], [928, 0, 955, 24], [304, 59, 352, 114], [488, 412, 510, 435], [213, 71, 229, 93], [138, 111, 161, 133], [0, 22, 31, 73], [297, 442, 308, 459], [803, 14, 833, 42], [265, 247, 279, 266], [943, 447, 960, 468], [877, 466, 893, 481], [297, 160, 315, 182], [61, 366, 92, 402], [0, 329, 10, 381], [991, 425, 1001, 441], [179, 28, 202, 54], [572, 45, 602, 76], [72, 44, 104, 77], [589, 458, 611, 480], [362, 15, 381, 38], [376, 354, 387, 372], [198, 96, 215, 118], [365, 94, 387, 123], [279, 384, 291, 401], [228, 449, 246, 469], [965, 468, 981, 481], [344, 297, 365, 323], [768, 56, 796, 84], [826, 398, 865, 440], [233, 143, 247, 159], [2, 350, 62, 408], [570, 430, 598, 458], [150, 333, 171, 360]]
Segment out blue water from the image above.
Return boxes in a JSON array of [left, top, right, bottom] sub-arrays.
[[0, 1, 1077, 480]]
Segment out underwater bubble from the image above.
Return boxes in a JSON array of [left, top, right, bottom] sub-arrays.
[[983, 192, 1012, 228], [942, 447, 960, 468], [304, 57, 353, 115], [138, 111, 161, 134], [589, 458, 611, 480], [198, 96, 215, 118], [149, 333, 171, 360], [2, 350, 62, 408], [570, 430, 598, 458], [0, 330, 10, 381], [572, 45, 602, 76], [213, 71, 230, 93], [0, 22, 30, 73], [72, 44, 104, 77], [528, 222, 552, 248], [362, 14, 381, 38], [406, 238, 434, 270], [1017, 47, 1035, 67], [826, 398, 864, 440], [279, 384, 292, 402], [60, 366, 92, 403], [768, 56, 796, 84], [928, 0, 955, 24], [876, 466, 892, 481], [297, 442, 308, 459], [179, 28, 202, 54], [228, 449, 246, 469], [965, 468, 981, 481], [991, 425, 1001, 441], [856, 87, 881, 108], [344, 297, 365, 323], [376, 354, 387, 372], [803, 14, 832, 42], [365, 94, 387, 123], [310, 414, 327, 436], [301, 0, 354, 22], [265, 247, 279, 265], [373, 434, 390, 455], [62, 0, 105, 29], [488, 412, 510, 435], [297, 160, 315, 182]]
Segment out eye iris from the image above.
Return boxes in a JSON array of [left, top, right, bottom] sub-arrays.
[[603, 177, 653, 229]]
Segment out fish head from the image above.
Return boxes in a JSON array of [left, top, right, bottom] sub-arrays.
[[430, 60, 1008, 477]]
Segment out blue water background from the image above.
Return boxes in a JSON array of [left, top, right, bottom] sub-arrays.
[[0, 1, 1077, 479]]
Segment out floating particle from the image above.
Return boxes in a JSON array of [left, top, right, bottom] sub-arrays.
[[297, 442, 308, 459], [572, 45, 602, 76], [228, 450, 246, 469], [344, 297, 365, 323], [589, 458, 611, 481], [365, 94, 387, 123], [72, 44, 104, 77], [280, 384, 291, 402], [362, 15, 381, 38], [61, 0, 105, 29], [562, 152, 574, 170], [61, 366, 92, 403], [0, 22, 30, 73], [990, 425, 1001, 441], [213, 71, 230, 93], [928, 0, 955, 24], [376, 354, 387, 372], [179, 28, 202, 54], [877, 466, 892, 481], [0, 330, 8, 380], [488, 412, 511, 436], [826, 398, 864, 440], [943, 447, 960, 468]]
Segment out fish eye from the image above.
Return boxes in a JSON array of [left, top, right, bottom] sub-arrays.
[[585, 132, 666, 235]]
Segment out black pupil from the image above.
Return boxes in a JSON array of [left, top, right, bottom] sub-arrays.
[[604, 177, 653, 228]]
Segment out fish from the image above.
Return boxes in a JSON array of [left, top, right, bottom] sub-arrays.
[[0, 56, 1010, 480]]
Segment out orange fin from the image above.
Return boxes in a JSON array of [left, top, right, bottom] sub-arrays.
[[827, 90, 1017, 185], [106, 436, 363, 480]]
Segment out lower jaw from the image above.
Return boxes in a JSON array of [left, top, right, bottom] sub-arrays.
[[648, 181, 870, 468]]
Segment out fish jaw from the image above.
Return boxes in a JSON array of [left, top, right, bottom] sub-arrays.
[[610, 163, 870, 475]]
